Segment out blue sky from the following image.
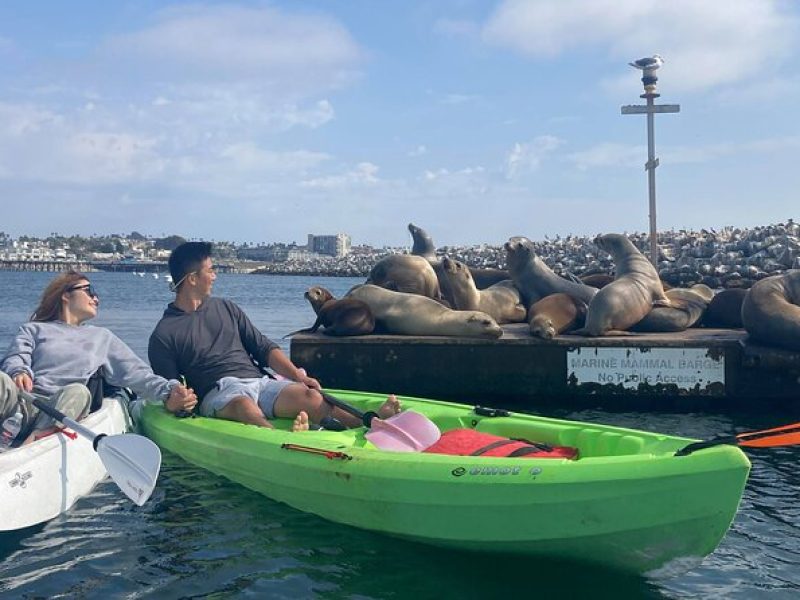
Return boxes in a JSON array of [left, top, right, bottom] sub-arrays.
[[0, 1, 798, 247]]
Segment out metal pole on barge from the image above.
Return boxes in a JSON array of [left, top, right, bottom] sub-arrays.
[[621, 55, 680, 266]]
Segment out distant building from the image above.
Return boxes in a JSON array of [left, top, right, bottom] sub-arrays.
[[307, 233, 351, 257]]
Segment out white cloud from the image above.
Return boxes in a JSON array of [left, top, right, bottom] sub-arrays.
[[440, 93, 478, 105], [301, 162, 381, 189], [568, 136, 800, 170], [105, 5, 362, 87], [219, 143, 329, 173], [423, 166, 485, 181], [483, 0, 797, 92], [0, 103, 162, 184], [568, 142, 643, 170], [505, 135, 563, 178], [408, 145, 427, 157]]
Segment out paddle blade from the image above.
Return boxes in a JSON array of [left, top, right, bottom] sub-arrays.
[[97, 433, 162, 506], [740, 431, 800, 448], [365, 411, 441, 452]]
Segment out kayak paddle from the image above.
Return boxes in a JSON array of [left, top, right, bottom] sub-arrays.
[[21, 392, 162, 506], [676, 421, 800, 456], [320, 391, 441, 452]]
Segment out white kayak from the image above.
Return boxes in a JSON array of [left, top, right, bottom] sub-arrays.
[[0, 397, 131, 531]]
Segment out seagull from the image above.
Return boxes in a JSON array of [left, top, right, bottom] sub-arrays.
[[629, 55, 664, 71]]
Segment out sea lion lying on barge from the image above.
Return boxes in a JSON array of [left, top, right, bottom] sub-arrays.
[[702, 288, 747, 328], [528, 293, 588, 339], [346, 284, 502, 338], [742, 270, 800, 350], [630, 285, 712, 333], [286, 286, 375, 337], [440, 257, 526, 324]]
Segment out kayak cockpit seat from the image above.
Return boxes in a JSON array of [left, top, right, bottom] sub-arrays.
[[554, 428, 646, 458]]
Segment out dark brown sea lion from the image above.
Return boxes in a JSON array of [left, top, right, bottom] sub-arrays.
[[702, 288, 747, 328], [630, 285, 711, 333], [581, 233, 670, 336], [528, 293, 587, 339], [286, 286, 374, 337], [742, 271, 800, 350]]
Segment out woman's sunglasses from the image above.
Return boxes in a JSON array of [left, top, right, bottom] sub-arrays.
[[68, 283, 99, 300]]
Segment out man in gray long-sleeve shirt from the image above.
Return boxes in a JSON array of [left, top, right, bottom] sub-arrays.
[[148, 242, 400, 430]]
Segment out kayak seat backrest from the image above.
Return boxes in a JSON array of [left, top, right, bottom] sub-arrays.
[[566, 429, 646, 457]]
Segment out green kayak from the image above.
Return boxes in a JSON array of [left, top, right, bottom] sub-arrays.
[[138, 390, 750, 574]]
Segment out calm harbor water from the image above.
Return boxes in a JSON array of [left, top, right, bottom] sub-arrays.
[[1, 271, 799, 598]]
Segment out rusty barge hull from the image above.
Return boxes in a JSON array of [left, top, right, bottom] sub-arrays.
[[290, 325, 800, 409]]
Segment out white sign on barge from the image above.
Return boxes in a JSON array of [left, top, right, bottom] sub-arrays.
[[567, 347, 725, 393]]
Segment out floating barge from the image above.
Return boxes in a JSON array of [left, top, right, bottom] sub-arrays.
[[290, 326, 800, 410]]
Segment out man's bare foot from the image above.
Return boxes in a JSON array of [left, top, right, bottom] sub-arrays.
[[292, 411, 310, 432], [377, 394, 401, 418]]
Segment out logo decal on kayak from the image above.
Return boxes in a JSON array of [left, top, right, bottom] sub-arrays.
[[452, 466, 543, 477], [9, 471, 32, 489], [469, 466, 521, 476]]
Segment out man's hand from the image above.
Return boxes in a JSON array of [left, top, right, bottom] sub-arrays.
[[296, 368, 321, 390], [13, 372, 33, 392], [166, 384, 198, 414]]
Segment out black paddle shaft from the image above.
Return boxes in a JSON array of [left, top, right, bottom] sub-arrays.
[[675, 436, 738, 456], [320, 391, 378, 428]]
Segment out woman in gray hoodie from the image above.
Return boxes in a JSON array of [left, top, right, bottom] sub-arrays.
[[0, 271, 196, 446]]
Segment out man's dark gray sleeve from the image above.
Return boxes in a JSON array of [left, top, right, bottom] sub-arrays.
[[148, 332, 180, 381]]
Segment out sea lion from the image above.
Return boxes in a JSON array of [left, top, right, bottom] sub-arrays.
[[582, 233, 670, 336], [630, 285, 711, 332], [470, 268, 512, 289], [440, 257, 526, 324], [528, 293, 587, 339], [580, 273, 615, 289], [408, 223, 509, 291], [504, 236, 598, 308], [408, 222, 437, 261], [366, 254, 443, 301], [285, 286, 374, 337], [742, 271, 800, 350], [702, 288, 747, 328], [346, 284, 502, 338]]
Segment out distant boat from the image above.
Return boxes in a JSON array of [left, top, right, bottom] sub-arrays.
[[152, 273, 159, 279], [135, 272, 145, 277], [164, 274, 173, 283]]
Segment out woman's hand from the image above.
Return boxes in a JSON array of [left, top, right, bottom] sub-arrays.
[[13, 372, 33, 392], [166, 384, 198, 414]]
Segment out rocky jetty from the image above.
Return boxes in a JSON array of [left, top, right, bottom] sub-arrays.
[[253, 220, 800, 290]]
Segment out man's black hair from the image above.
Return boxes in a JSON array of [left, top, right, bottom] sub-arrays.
[[169, 241, 213, 290]]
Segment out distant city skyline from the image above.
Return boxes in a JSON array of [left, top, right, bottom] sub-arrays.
[[0, 1, 798, 247]]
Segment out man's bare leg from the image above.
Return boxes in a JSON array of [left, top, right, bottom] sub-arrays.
[[274, 385, 402, 428], [216, 396, 273, 428]]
